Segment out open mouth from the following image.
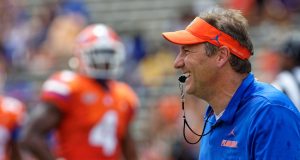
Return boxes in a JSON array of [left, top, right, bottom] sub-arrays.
[[183, 72, 191, 79]]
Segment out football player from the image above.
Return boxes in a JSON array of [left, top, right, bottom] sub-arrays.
[[20, 24, 139, 160], [0, 96, 25, 160]]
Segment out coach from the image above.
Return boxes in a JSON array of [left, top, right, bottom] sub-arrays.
[[162, 7, 300, 159]]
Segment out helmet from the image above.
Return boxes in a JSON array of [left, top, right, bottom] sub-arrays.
[[75, 24, 125, 79]]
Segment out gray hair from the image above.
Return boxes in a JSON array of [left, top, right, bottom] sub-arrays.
[[199, 7, 253, 73]]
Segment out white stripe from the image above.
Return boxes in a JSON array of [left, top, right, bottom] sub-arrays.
[[1, 97, 23, 114], [59, 70, 76, 82], [42, 80, 71, 96], [94, 25, 109, 38]]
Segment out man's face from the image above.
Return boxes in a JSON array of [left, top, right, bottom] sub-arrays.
[[174, 43, 218, 98]]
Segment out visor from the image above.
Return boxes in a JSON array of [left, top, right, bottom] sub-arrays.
[[162, 17, 251, 60]]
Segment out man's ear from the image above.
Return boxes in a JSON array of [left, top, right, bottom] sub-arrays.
[[216, 46, 230, 67]]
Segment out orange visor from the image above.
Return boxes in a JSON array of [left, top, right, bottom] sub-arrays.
[[162, 17, 251, 60]]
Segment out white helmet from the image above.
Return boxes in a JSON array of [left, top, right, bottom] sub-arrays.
[[75, 24, 125, 79]]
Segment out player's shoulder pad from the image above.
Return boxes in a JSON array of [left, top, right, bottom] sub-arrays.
[[114, 81, 140, 107], [51, 70, 78, 82], [42, 70, 79, 96], [0, 96, 25, 115]]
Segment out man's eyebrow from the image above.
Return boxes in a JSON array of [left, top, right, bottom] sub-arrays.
[[182, 45, 198, 53], [182, 46, 188, 50]]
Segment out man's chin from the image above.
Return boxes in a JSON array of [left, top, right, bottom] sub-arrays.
[[185, 87, 194, 95]]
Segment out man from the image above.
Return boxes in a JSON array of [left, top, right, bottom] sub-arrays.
[[272, 33, 300, 110], [20, 24, 139, 160], [162, 8, 300, 159], [0, 96, 25, 160]]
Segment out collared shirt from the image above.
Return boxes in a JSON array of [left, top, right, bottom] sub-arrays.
[[215, 110, 225, 121], [199, 73, 300, 160]]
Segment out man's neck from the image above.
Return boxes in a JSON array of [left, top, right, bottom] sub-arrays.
[[208, 73, 247, 115]]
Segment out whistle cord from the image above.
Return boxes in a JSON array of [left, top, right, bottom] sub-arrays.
[[179, 82, 218, 144]]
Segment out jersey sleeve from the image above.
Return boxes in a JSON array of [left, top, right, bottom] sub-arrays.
[[40, 71, 77, 113], [0, 97, 25, 131], [249, 104, 300, 159], [116, 82, 139, 123]]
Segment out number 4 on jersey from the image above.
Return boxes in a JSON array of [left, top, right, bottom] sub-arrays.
[[88, 110, 118, 156]]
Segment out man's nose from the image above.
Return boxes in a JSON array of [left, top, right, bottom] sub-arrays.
[[174, 54, 184, 69]]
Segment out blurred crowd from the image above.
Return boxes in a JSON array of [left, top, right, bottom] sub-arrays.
[[0, 0, 300, 159]]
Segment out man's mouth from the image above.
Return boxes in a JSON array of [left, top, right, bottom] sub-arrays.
[[183, 72, 191, 78]]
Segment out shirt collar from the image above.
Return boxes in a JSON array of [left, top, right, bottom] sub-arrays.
[[205, 73, 255, 124], [215, 110, 225, 120]]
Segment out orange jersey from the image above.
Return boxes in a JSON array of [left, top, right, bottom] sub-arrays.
[[41, 70, 138, 160], [0, 96, 25, 160]]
